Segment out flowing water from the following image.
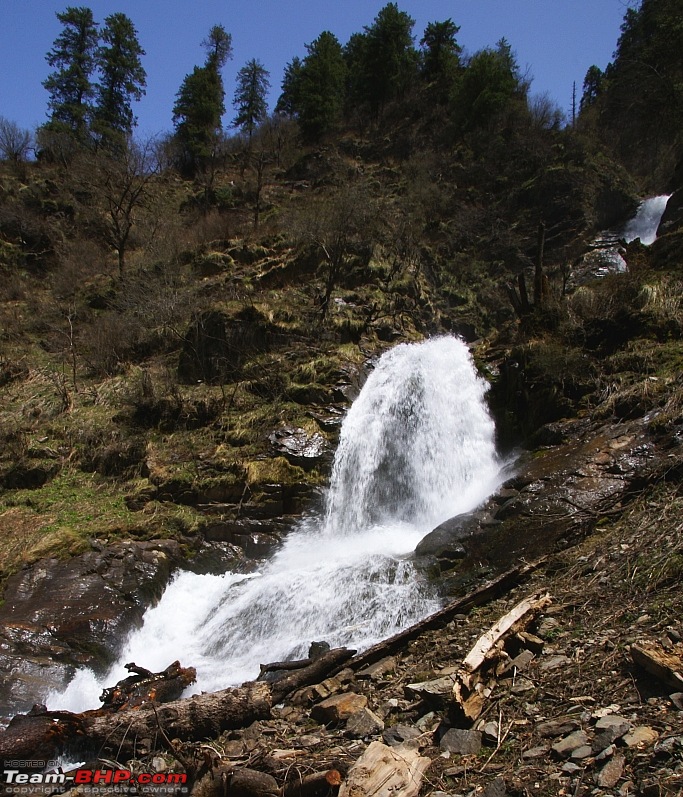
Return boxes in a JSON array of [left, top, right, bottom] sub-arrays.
[[572, 194, 671, 285], [49, 336, 502, 712]]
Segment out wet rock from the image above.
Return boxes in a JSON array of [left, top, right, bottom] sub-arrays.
[[0, 540, 182, 716], [439, 728, 483, 755], [268, 427, 330, 470], [310, 692, 367, 725]]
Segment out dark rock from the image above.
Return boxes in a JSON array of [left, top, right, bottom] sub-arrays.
[[345, 707, 385, 738], [0, 540, 182, 717], [382, 724, 421, 747], [414, 514, 478, 558], [537, 718, 581, 738], [439, 728, 483, 755]]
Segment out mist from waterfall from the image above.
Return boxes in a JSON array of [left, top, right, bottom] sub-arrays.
[[49, 336, 502, 712]]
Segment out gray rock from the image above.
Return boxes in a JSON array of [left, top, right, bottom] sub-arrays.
[[268, 427, 329, 469], [405, 675, 456, 708], [439, 728, 483, 756], [345, 707, 385, 738], [382, 724, 421, 747], [482, 777, 507, 797], [522, 745, 549, 759], [552, 730, 590, 759]]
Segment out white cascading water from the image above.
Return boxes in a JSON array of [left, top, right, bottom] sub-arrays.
[[622, 194, 671, 245], [49, 336, 502, 711]]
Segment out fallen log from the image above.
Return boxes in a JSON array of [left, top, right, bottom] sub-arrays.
[[451, 591, 551, 725], [338, 741, 430, 797], [345, 558, 547, 673], [0, 682, 272, 763], [270, 647, 355, 703], [0, 647, 358, 763]]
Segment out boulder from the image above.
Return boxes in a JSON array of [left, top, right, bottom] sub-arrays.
[[0, 539, 182, 718]]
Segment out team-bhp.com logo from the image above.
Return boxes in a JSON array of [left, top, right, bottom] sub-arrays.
[[2, 762, 188, 792]]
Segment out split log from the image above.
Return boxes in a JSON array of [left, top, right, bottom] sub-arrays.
[[451, 592, 551, 725], [631, 642, 683, 690], [338, 741, 430, 797], [270, 647, 355, 703], [346, 558, 546, 673], [461, 592, 552, 674]]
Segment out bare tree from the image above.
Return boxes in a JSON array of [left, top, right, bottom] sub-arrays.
[[0, 117, 32, 164], [291, 182, 378, 320], [76, 137, 160, 274]]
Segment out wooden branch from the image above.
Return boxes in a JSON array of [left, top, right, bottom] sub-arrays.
[[338, 742, 430, 797], [283, 769, 343, 797], [451, 592, 552, 725]]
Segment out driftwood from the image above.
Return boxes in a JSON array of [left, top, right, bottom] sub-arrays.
[[631, 642, 683, 690], [101, 660, 197, 710], [451, 592, 552, 724], [338, 741, 430, 797], [345, 558, 546, 673]]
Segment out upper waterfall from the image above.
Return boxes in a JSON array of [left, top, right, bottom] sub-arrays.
[[48, 336, 502, 711]]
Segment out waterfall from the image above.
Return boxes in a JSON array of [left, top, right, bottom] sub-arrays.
[[48, 336, 502, 712], [622, 194, 671, 245]]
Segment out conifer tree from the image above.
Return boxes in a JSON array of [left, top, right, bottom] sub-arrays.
[[297, 32, 346, 141], [420, 19, 461, 102], [276, 57, 303, 117], [173, 25, 232, 176], [42, 6, 99, 141], [362, 3, 418, 118], [94, 13, 146, 144], [233, 59, 270, 141]]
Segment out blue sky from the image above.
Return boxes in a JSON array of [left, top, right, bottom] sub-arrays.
[[1, 1, 632, 139]]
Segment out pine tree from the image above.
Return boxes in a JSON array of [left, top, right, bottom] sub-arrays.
[[362, 3, 418, 118], [94, 13, 146, 144], [420, 19, 461, 102], [275, 56, 303, 116], [172, 25, 232, 176], [42, 6, 99, 141], [233, 59, 270, 140], [296, 32, 346, 141]]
